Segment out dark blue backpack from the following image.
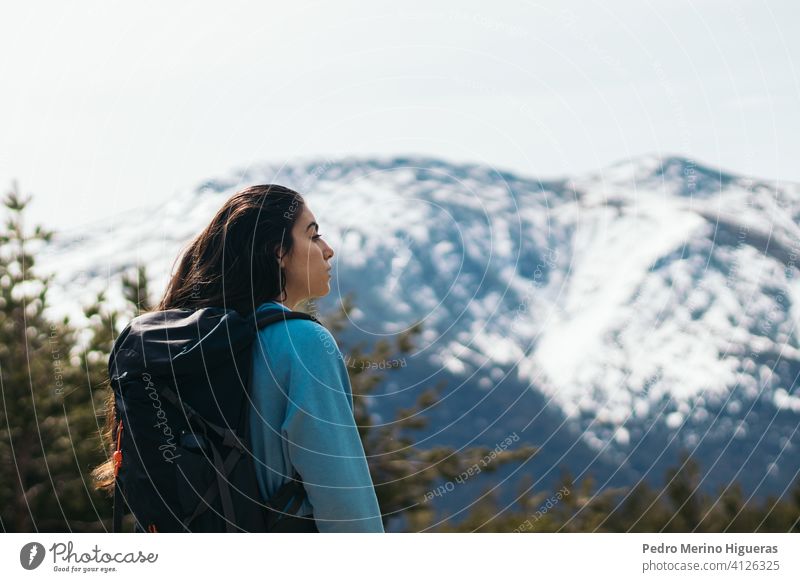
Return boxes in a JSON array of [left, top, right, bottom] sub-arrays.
[[108, 306, 321, 532]]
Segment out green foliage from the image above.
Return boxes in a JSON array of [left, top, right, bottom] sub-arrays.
[[0, 184, 120, 531], [441, 453, 800, 533]]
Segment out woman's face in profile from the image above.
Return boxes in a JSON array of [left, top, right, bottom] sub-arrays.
[[279, 204, 334, 306]]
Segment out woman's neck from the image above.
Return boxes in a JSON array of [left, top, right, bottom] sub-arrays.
[[270, 298, 296, 310]]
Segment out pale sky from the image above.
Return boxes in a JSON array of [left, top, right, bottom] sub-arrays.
[[1, 0, 798, 231]]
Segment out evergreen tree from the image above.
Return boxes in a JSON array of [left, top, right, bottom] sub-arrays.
[[0, 184, 108, 531], [0, 186, 146, 532]]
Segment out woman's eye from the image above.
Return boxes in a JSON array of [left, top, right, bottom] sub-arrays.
[[312, 234, 322, 241]]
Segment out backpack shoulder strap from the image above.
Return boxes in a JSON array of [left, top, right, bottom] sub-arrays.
[[256, 310, 321, 330]]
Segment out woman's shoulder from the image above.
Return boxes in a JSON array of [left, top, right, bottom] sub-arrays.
[[256, 307, 341, 359]]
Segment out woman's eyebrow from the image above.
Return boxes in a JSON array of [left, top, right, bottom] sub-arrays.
[[305, 221, 319, 233]]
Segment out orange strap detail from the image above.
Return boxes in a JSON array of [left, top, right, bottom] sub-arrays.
[[112, 420, 124, 477]]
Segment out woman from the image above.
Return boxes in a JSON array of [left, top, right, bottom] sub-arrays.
[[93, 184, 384, 533]]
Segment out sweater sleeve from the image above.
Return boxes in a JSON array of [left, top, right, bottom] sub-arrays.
[[278, 321, 384, 533]]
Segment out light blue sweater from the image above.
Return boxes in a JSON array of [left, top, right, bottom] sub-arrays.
[[248, 300, 384, 532]]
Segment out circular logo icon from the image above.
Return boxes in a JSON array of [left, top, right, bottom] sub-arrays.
[[19, 542, 46, 570]]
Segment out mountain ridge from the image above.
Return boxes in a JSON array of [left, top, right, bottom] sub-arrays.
[[37, 153, 800, 500]]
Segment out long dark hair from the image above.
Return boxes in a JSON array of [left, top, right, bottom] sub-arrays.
[[92, 184, 305, 494], [158, 184, 305, 314]]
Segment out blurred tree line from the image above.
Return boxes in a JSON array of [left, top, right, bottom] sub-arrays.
[[1, 185, 798, 533]]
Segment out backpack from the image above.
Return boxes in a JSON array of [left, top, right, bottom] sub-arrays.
[[107, 305, 322, 532]]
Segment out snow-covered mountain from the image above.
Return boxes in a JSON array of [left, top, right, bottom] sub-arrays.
[[38, 154, 800, 500]]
